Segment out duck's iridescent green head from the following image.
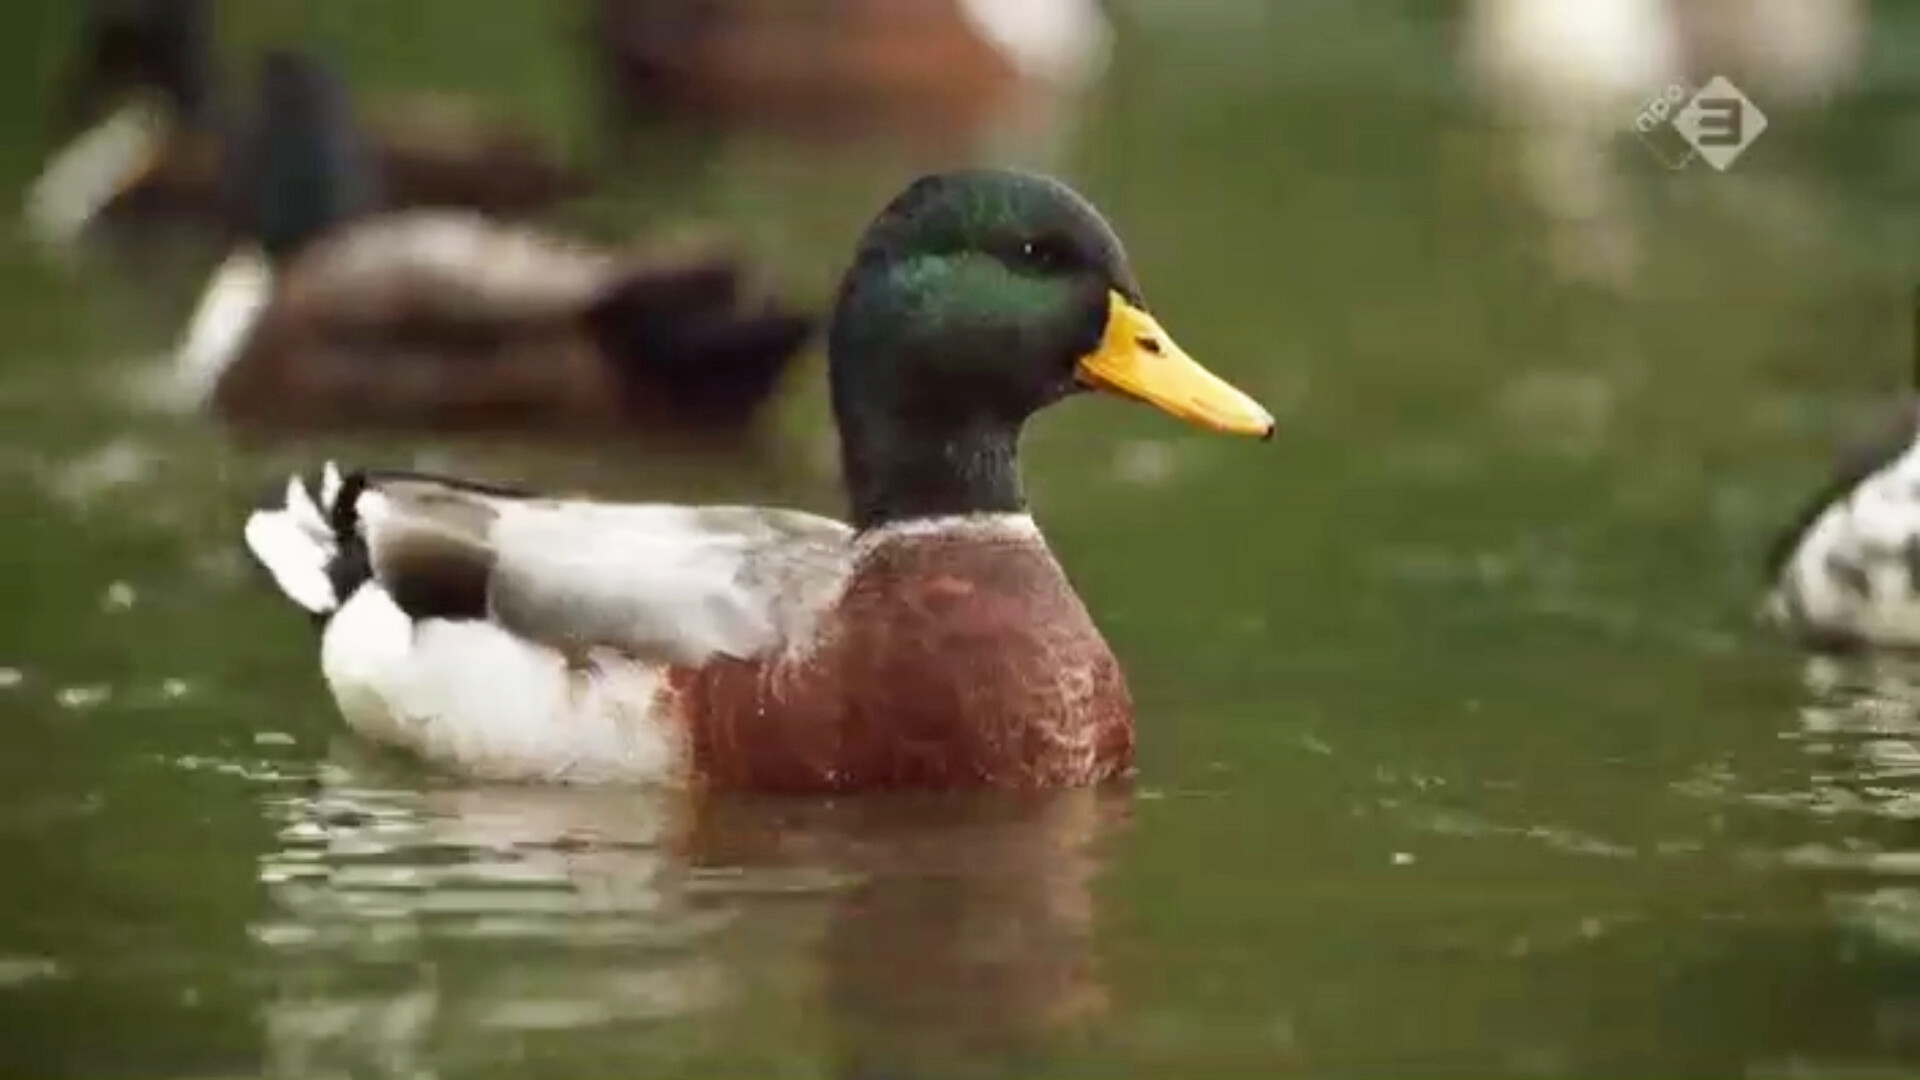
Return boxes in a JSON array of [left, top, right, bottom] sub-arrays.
[[227, 49, 382, 262], [829, 168, 1274, 529]]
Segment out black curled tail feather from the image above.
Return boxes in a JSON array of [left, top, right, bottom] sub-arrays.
[[581, 256, 818, 426], [241, 461, 370, 623], [244, 461, 539, 626], [319, 468, 375, 615], [310, 463, 540, 610]]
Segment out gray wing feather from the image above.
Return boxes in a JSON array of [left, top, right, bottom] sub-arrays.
[[356, 479, 853, 663]]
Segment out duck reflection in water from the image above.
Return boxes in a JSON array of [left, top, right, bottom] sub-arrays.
[[696, 789, 1127, 1076], [254, 742, 1127, 1077]]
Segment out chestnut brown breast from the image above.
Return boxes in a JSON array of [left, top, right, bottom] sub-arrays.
[[671, 531, 1135, 792]]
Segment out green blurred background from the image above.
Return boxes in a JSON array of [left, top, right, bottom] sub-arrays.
[[7, 0, 1920, 1076]]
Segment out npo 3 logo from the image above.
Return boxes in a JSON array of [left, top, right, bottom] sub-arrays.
[[1632, 75, 1769, 171]]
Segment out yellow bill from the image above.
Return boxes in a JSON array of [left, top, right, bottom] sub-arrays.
[[1074, 290, 1275, 438]]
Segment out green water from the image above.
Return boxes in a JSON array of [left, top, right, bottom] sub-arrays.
[[8, 0, 1920, 1076]]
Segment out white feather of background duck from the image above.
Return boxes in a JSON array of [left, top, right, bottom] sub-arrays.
[[171, 247, 277, 408], [958, 0, 1111, 89], [1461, 0, 1868, 289], [942, 0, 1112, 172], [1766, 285, 1920, 655], [1465, 0, 1684, 116], [20, 99, 171, 254], [1462, 0, 1685, 288], [1677, 0, 1866, 105], [1768, 407, 1920, 649]]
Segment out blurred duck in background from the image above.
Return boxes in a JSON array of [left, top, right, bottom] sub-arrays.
[[1672, 0, 1866, 107], [1765, 296, 1920, 653], [174, 51, 815, 437], [593, 0, 1111, 149], [27, 0, 593, 253], [1461, 0, 1865, 288]]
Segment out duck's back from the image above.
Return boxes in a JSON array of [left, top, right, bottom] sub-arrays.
[[204, 211, 814, 431], [670, 515, 1135, 792]]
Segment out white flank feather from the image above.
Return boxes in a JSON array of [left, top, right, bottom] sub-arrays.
[[238, 463, 773, 783], [22, 100, 172, 253], [173, 247, 276, 407], [318, 587, 681, 784]]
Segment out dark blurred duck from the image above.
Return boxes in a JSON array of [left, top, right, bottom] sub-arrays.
[[173, 51, 815, 436], [28, 0, 591, 250], [595, 0, 1110, 143]]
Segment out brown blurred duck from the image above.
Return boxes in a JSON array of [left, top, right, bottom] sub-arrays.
[[28, 0, 590, 249], [172, 50, 815, 435], [594, 0, 1112, 141]]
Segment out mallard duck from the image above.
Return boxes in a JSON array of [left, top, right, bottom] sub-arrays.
[[173, 49, 814, 433], [27, 0, 591, 251], [1765, 425, 1920, 650], [239, 168, 1275, 790], [1764, 405, 1920, 651], [1764, 295, 1920, 650], [594, 0, 1110, 143]]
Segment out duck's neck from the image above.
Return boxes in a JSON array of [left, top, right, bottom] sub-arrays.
[[840, 415, 1027, 531], [248, 137, 376, 263], [244, 102, 380, 263]]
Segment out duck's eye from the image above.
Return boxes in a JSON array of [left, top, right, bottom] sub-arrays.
[[1011, 237, 1074, 273]]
